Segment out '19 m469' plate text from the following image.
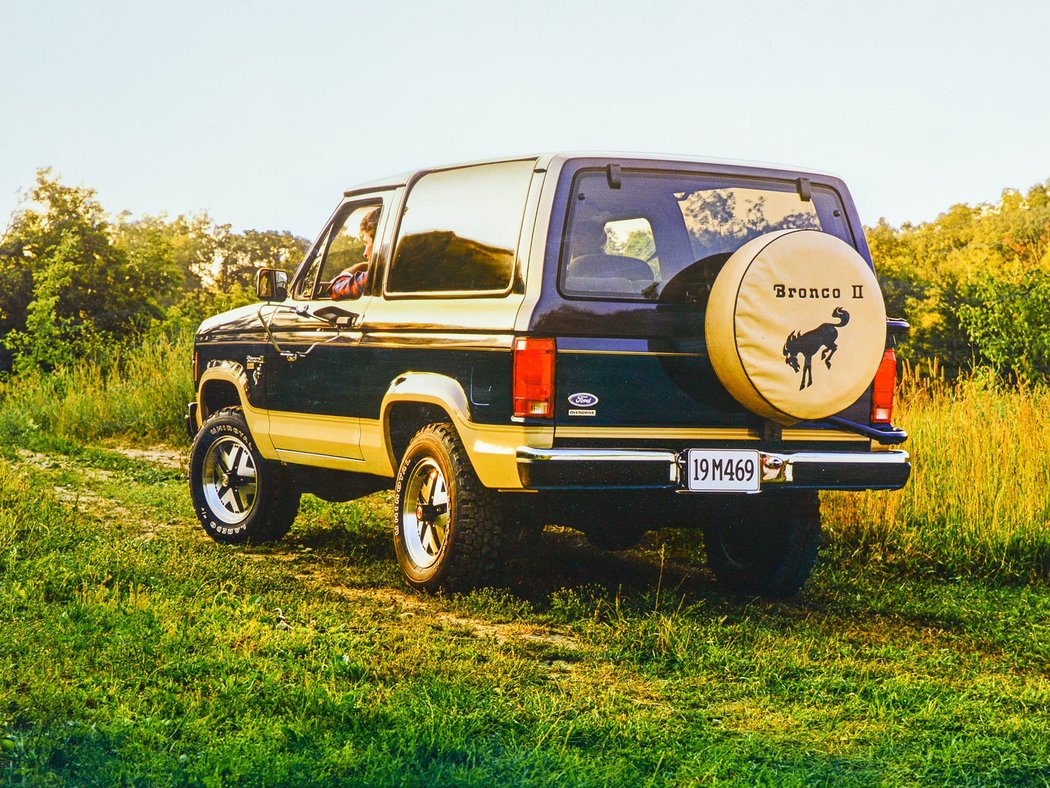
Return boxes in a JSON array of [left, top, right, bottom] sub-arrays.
[[684, 450, 761, 492]]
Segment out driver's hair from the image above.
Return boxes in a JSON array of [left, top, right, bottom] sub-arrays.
[[360, 207, 380, 240]]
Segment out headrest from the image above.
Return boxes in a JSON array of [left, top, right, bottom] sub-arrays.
[[568, 254, 654, 282]]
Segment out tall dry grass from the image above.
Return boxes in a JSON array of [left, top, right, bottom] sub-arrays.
[[824, 364, 1050, 580], [0, 333, 194, 445]]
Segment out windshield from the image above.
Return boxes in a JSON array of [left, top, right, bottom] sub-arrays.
[[560, 169, 853, 303]]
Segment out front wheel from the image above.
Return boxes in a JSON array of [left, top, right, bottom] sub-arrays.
[[702, 491, 821, 598], [189, 407, 300, 544], [393, 423, 503, 592]]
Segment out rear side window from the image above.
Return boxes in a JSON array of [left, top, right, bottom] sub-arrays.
[[561, 169, 851, 303], [387, 160, 535, 295]]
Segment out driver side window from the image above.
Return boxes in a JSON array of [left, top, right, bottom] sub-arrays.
[[294, 201, 383, 299]]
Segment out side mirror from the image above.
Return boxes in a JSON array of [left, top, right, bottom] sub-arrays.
[[257, 268, 288, 302]]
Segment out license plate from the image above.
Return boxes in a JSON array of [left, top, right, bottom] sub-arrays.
[[685, 450, 761, 492]]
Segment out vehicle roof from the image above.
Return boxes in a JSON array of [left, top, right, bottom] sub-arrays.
[[344, 151, 842, 196]]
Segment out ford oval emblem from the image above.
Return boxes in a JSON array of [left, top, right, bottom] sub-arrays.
[[568, 392, 599, 407]]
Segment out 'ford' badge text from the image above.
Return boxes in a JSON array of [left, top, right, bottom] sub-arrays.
[[568, 392, 599, 407]]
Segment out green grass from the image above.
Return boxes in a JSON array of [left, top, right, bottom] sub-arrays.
[[0, 340, 1048, 781], [0, 445, 1047, 785], [824, 372, 1050, 580]]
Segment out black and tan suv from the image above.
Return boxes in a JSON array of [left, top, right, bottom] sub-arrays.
[[186, 152, 910, 597]]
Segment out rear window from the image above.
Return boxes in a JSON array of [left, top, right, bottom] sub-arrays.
[[561, 169, 852, 303], [387, 160, 534, 295]]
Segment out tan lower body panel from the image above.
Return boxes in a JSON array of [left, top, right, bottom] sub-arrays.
[[244, 410, 551, 490], [457, 421, 554, 489], [272, 449, 368, 472], [268, 411, 363, 461]]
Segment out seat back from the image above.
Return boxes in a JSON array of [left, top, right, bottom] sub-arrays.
[[565, 253, 655, 296]]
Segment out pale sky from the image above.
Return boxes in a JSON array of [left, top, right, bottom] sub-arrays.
[[2, 0, 1047, 240]]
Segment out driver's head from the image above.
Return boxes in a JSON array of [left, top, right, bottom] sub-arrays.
[[361, 208, 380, 258]]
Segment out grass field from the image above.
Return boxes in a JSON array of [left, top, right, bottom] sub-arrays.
[[0, 334, 194, 447], [0, 347, 1048, 783], [0, 436, 1047, 785]]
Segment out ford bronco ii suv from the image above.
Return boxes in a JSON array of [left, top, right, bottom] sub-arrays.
[[186, 152, 910, 597]]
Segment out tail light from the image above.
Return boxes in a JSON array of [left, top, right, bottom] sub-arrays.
[[871, 348, 897, 424], [513, 337, 555, 418]]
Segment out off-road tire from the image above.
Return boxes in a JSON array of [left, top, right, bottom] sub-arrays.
[[393, 423, 503, 592], [189, 407, 300, 544], [702, 491, 821, 598]]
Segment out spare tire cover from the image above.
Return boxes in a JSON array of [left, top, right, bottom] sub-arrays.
[[705, 229, 886, 425]]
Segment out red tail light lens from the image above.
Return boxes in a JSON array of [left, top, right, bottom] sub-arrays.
[[513, 337, 555, 418], [871, 348, 897, 424]]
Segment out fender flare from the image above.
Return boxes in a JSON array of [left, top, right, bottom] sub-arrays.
[[196, 362, 276, 457], [380, 372, 472, 465], [379, 372, 549, 489]]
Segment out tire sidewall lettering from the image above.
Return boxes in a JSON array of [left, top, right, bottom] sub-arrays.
[[393, 435, 456, 583], [191, 410, 265, 543]]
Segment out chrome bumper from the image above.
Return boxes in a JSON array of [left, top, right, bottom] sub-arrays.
[[516, 447, 910, 491]]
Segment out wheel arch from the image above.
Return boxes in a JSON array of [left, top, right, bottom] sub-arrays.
[[195, 363, 276, 457], [386, 401, 455, 471], [199, 378, 243, 423], [376, 372, 552, 490], [380, 372, 472, 471]]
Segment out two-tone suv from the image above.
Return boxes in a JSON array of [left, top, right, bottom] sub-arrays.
[[186, 153, 910, 597]]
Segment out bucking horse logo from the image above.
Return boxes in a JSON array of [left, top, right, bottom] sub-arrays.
[[783, 307, 850, 390]]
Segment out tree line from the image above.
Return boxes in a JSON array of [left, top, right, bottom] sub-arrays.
[[872, 180, 1050, 381], [1, 168, 1048, 382], [0, 169, 307, 374]]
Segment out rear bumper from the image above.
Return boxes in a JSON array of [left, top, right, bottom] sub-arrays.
[[516, 447, 910, 492]]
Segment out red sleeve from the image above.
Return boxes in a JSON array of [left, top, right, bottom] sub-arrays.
[[329, 270, 369, 300]]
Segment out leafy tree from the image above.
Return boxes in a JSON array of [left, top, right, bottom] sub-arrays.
[[213, 228, 308, 292], [680, 189, 818, 258], [621, 229, 655, 261], [0, 170, 312, 374], [867, 179, 1050, 380], [112, 214, 306, 295], [112, 212, 212, 295], [958, 272, 1050, 382], [0, 170, 182, 371]]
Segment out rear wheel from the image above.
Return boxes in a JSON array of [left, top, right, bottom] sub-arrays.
[[702, 491, 820, 598], [189, 407, 300, 544], [393, 423, 504, 592]]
